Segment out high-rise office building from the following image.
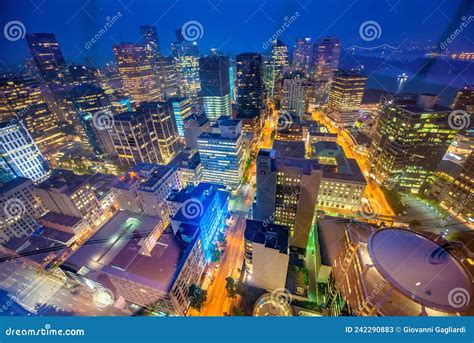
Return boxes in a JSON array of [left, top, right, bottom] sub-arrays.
[[168, 97, 193, 137], [157, 56, 180, 98], [0, 76, 67, 159], [172, 32, 201, 105], [197, 117, 244, 190], [327, 70, 367, 127], [0, 121, 49, 183], [112, 43, 161, 104], [451, 85, 474, 113], [312, 37, 341, 105], [199, 54, 231, 122], [110, 102, 179, 166], [281, 70, 309, 116], [140, 25, 161, 58], [253, 143, 322, 250], [69, 84, 115, 156], [292, 38, 313, 75], [269, 40, 289, 101], [367, 94, 458, 192], [25, 33, 67, 91], [236, 53, 264, 113]]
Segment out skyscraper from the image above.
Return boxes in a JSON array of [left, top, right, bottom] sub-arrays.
[[253, 143, 322, 250], [367, 94, 457, 192], [269, 40, 289, 101], [112, 43, 161, 104], [199, 53, 231, 122], [140, 25, 161, 58], [236, 53, 264, 113], [110, 102, 179, 166], [327, 70, 367, 127], [0, 76, 67, 159], [197, 117, 244, 190], [0, 121, 49, 183], [25, 33, 67, 90], [281, 70, 309, 116], [69, 84, 115, 156], [292, 38, 313, 75], [172, 32, 201, 105], [167, 97, 193, 137], [312, 37, 341, 106]]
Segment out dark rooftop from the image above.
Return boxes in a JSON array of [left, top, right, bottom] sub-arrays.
[[245, 219, 289, 254]]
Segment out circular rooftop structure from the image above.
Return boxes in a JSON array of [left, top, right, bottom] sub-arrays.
[[253, 293, 293, 316], [368, 229, 473, 312]]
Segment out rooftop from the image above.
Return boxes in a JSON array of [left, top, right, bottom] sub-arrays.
[[245, 219, 289, 253], [111, 163, 176, 192], [0, 177, 31, 195], [61, 211, 163, 274], [368, 228, 473, 312], [168, 150, 201, 170], [36, 170, 91, 195]]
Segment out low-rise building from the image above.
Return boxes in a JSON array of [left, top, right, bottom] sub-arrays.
[[168, 149, 202, 187]]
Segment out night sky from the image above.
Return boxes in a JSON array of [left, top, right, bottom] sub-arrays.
[[0, 0, 473, 68]]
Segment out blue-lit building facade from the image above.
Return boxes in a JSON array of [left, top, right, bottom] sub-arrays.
[[168, 97, 193, 138], [168, 183, 229, 260], [0, 121, 49, 183]]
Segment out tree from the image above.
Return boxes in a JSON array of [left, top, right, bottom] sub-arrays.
[[225, 277, 236, 298], [188, 284, 207, 312], [210, 244, 220, 262], [230, 305, 244, 316], [217, 231, 226, 245]]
